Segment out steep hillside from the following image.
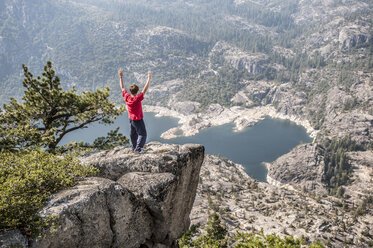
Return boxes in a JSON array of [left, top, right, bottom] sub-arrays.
[[5, 0, 371, 107], [192, 154, 373, 247], [0, 0, 209, 102]]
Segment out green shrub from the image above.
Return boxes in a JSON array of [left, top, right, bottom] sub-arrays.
[[0, 150, 98, 235], [233, 231, 324, 248], [179, 213, 325, 248], [179, 212, 228, 248]]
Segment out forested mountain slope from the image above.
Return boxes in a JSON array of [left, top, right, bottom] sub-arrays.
[[2, 0, 371, 106]]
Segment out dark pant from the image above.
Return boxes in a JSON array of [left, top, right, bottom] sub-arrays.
[[129, 118, 147, 152]]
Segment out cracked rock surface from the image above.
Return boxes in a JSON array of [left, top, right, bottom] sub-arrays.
[[33, 177, 151, 248], [1, 142, 204, 248]]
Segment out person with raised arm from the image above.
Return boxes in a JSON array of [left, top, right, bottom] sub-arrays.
[[118, 69, 151, 153]]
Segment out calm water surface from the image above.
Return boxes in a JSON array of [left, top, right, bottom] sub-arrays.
[[61, 112, 311, 181]]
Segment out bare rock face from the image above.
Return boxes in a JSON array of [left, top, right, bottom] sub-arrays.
[[267, 143, 327, 194], [339, 25, 372, 49], [33, 177, 152, 248], [192, 154, 373, 248], [118, 172, 177, 242], [92, 142, 204, 247], [345, 151, 373, 203], [83, 142, 204, 247], [2, 142, 204, 248], [171, 101, 201, 115], [118, 173, 180, 246], [292, 0, 369, 25], [231, 81, 273, 105], [266, 83, 308, 118], [320, 85, 373, 145], [0, 230, 28, 248], [209, 41, 269, 74], [323, 110, 373, 145]]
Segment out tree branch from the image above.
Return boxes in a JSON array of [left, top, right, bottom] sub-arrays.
[[54, 116, 103, 146]]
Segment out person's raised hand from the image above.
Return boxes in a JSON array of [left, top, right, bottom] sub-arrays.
[[118, 68, 123, 78], [148, 71, 151, 79]]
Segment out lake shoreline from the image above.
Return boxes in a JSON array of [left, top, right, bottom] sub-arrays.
[[62, 109, 312, 182], [144, 104, 317, 140]]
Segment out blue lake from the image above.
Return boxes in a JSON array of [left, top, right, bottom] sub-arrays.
[[61, 112, 312, 182]]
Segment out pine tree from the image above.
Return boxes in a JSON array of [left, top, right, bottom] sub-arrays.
[[0, 61, 127, 153]]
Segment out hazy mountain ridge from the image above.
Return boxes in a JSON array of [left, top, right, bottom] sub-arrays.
[[0, 0, 303, 101], [1, 0, 371, 104]]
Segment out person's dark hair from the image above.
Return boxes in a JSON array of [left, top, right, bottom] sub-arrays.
[[129, 84, 139, 95]]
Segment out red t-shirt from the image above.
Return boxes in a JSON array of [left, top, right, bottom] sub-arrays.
[[122, 90, 144, 120]]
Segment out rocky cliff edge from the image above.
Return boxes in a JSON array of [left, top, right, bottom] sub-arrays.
[[0, 142, 204, 248]]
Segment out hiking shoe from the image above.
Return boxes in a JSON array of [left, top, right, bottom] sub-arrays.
[[134, 148, 147, 154]]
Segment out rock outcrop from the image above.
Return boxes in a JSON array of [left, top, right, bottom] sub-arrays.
[[267, 143, 327, 194], [34, 177, 152, 248], [338, 24, 373, 49], [0, 230, 28, 248], [209, 41, 269, 74], [191, 154, 373, 248], [0, 142, 204, 248]]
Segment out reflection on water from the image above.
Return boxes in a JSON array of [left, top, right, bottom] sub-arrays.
[[61, 112, 311, 182]]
